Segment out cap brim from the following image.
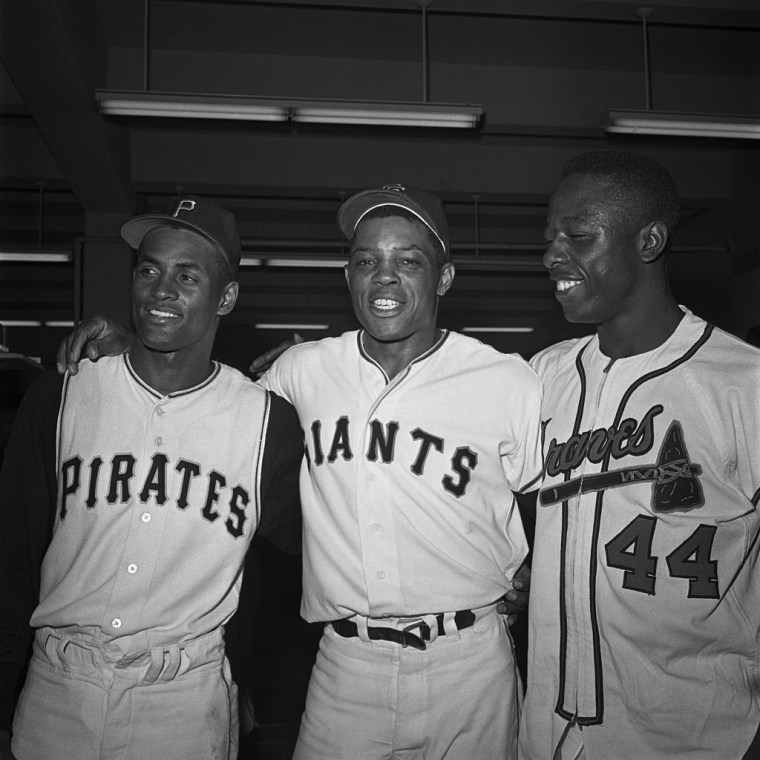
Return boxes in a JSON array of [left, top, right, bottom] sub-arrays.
[[121, 214, 228, 262], [338, 190, 446, 254]]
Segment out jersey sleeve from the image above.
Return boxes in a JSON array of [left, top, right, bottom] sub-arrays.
[[255, 391, 303, 555], [0, 370, 63, 730], [502, 364, 545, 495]]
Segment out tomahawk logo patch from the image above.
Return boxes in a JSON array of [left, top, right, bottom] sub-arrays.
[[540, 420, 704, 512]]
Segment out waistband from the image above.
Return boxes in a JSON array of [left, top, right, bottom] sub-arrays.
[[332, 600, 500, 650], [33, 626, 226, 684]]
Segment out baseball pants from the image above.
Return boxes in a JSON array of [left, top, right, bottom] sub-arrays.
[[11, 626, 238, 760], [293, 604, 521, 760]]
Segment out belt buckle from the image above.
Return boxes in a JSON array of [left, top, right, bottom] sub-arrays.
[[401, 619, 430, 650]]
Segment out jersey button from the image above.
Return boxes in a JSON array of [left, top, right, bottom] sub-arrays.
[[371, 523, 381, 533], [141, 512, 151, 523], [376, 571, 386, 581], [111, 618, 122, 629], [155, 436, 163, 446], [127, 563, 137, 574], [367, 474, 376, 483], [156, 407, 165, 416]]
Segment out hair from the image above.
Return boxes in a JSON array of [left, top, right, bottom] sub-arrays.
[[350, 206, 448, 266], [561, 151, 681, 232]]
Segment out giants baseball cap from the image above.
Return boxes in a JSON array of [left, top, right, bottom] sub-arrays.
[[338, 184, 449, 258], [121, 195, 241, 273]]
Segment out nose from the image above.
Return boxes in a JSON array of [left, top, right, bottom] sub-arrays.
[[151, 271, 178, 300], [542, 239, 568, 270], [372, 258, 399, 284]]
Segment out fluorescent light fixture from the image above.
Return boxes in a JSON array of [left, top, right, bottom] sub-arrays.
[[96, 90, 287, 121], [0, 320, 75, 327], [96, 90, 482, 129], [604, 109, 760, 140], [0, 251, 72, 262], [295, 101, 482, 129], [255, 323, 330, 331], [461, 327, 535, 334], [241, 256, 346, 269]]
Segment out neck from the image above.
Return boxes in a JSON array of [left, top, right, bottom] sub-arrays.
[[362, 328, 442, 380], [129, 344, 215, 395], [598, 299, 684, 359]]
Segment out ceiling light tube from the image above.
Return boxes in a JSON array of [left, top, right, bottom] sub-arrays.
[[241, 256, 346, 269], [0, 320, 75, 327], [0, 252, 72, 262], [95, 90, 482, 129], [604, 109, 760, 140], [254, 323, 329, 331], [295, 103, 482, 129], [461, 327, 535, 334], [96, 90, 288, 122]]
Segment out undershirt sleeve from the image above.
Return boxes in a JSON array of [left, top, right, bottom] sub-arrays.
[[0, 369, 63, 730], [256, 391, 303, 556]]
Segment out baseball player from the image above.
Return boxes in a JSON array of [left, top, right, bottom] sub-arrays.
[[0, 196, 303, 760], [518, 151, 760, 760], [50, 185, 544, 759]]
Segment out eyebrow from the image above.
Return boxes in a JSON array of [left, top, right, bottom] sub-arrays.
[[349, 244, 425, 254], [137, 255, 203, 271]]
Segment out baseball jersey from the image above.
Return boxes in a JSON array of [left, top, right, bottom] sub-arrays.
[[260, 328, 544, 622], [0, 354, 302, 728], [519, 308, 760, 760]]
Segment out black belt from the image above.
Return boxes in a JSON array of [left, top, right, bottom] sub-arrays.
[[331, 609, 476, 651]]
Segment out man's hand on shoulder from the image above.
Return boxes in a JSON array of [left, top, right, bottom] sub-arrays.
[[55, 315, 135, 375], [249, 333, 304, 380]]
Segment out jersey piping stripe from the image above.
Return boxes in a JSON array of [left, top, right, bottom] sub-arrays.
[[555, 337, 594, 721], [56, 372, 73, 479], [752, 488, 760, 507], [123, 354, 222, 397], [357, 329, 451, 382], [252, 392, 271, 525], [558, 322, 715, 726]]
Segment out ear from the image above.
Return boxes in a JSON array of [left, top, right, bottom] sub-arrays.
[[217, 281, 239, 317], [639, 221, 669, 264], [437, 262, 455, 297]]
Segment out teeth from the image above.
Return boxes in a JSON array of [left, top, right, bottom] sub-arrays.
[[150, 309, 178, 318], [373, 298, 399, 310], [556, 280, 581, 293]]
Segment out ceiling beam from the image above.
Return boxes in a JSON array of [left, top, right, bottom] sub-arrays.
[[0, 0, 132, 213]]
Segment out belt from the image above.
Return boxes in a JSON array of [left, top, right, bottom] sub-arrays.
[[331, 609, 476, 651]]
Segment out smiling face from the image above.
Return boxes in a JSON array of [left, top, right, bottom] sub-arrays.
[[345, 214, 454, 359], [543, 173, 647, 328], [131, 226, 238, 358]]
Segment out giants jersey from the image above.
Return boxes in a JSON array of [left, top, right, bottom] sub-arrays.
[[520, 309, 760, 760], [0, 355, 302, 722], [260, 329, 543, 622]]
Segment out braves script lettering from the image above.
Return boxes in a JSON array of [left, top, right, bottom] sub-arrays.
[[545, 404, 664, 478]]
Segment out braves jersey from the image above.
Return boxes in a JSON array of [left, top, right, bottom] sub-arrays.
[[260, 329, 543, 622], [520, 309, 760, 760], [0, 355, 302, 728]]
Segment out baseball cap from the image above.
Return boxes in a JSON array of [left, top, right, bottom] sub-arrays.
[[121, 195, 241, 273], [337, 184, 449, 258]]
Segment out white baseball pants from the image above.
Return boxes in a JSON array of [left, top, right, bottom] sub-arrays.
[[11, 626, 238, 760]]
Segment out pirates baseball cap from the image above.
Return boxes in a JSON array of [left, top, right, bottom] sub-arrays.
[[121, 195, 241, 273], [338, 183, 449, 259]]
